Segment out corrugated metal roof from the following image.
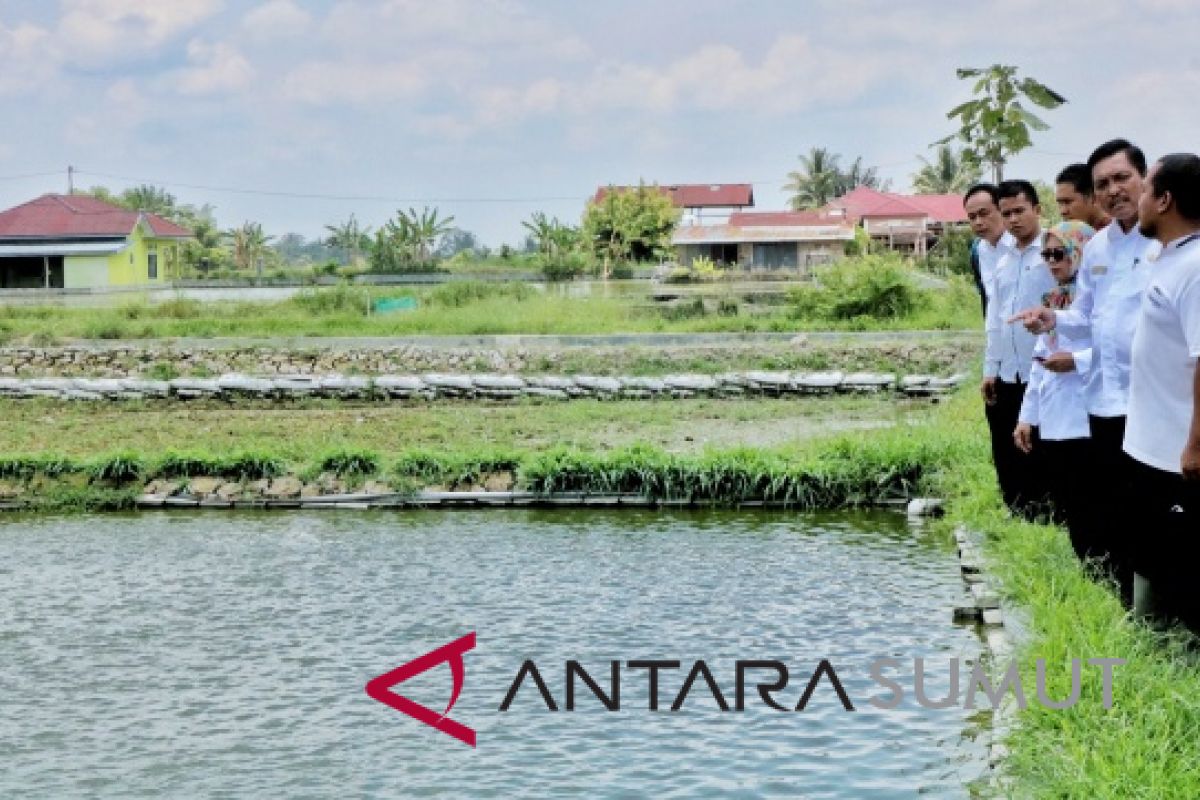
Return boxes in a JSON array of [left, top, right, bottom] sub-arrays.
[[673, 222, 853, 245], [0, 194, 193, 238], [0, 241, 128, 257], [593, 183, 754, 208], [825, 186, 967, 223]]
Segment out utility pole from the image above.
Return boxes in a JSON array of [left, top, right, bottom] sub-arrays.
[[67, 165, 74, 194]]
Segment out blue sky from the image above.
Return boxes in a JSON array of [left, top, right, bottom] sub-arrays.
[[1, 0, 1197, 246]]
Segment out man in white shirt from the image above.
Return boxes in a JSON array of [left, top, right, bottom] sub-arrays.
[[982, 179, 1054, 518], [965, 183, 1015, 315], [1123, 153, 1200, 630], [1010, 140, 1155, 604]]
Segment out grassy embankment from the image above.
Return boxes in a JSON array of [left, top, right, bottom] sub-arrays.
[[2, 386, 1198, 795], [0, 271, 981, 343]]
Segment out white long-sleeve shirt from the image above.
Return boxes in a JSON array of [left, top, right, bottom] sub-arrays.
[[985, 233, 1054, 382], [1124, 233, 1200, 473], [977, 231, 1015, 304], [1018, 321, 1092, 441], [1053, 221, 1161, 417]]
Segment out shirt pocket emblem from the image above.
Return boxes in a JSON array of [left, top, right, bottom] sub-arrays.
[[1091, 265, 1109, 276]]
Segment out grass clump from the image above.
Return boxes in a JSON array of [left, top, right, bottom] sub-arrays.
[[157, 451, 285, 481], [317, 448, 380, 478], [88, 452, 145, 483]]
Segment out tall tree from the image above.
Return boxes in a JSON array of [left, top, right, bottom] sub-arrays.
[[911, 145, 984, 194], [324, 214, 372, 266], [226, 221, 274, 272], [368, 206, 455, 272], [120, 185, 177, 217], [936, 65, 1066, 182], [582, 183, 679, 276], [836, 156, 887, 194], [784, 147, 844, 209]]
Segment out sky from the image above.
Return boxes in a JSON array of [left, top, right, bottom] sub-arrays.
[[1, 0, 1198, 247]]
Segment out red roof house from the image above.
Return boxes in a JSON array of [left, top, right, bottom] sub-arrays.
[[824, 186, 966, 254], [0, 194, 192, 290], [592, 183, 754, 222]]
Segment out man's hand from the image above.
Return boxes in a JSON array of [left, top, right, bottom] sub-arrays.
[[1008, 306, 1056, 334], [1013, 423, 1034, 454], [1041, 352, 1076, 373], [981, 377, 997, 405], [1183, 437, 1200, 482]]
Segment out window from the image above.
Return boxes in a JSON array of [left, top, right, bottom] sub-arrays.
[[148, 252, 158, 279], [752, 243, 798, 268]]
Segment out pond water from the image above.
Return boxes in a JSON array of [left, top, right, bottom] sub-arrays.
[[0, 510, 987, 798]]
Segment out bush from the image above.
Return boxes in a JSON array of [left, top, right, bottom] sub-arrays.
[[318, 449, 380, 477], [923, 225, 975, 278], [788, 255, 926, 320], [428, 281, 534, 308], [538, 252, 591, 282], [291, 284, 371, 315], [155, 298, 203, 319]]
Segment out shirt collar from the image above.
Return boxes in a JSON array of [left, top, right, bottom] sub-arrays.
[[1013, 231, 1043, 255], [1165, 231, 1200, 251]]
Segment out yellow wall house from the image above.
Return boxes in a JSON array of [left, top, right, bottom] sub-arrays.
[[0, 194, 192, 289]]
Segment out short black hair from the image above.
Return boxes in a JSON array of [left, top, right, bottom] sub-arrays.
[[1087, 138, 1147, 176], [1150, 153, 1200, 222], [1056, 163, 1093, 196], [963, 182, 999, 208], [997, 179, 1039, 208]]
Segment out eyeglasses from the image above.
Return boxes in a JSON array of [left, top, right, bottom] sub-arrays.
[[1040, 247, 1069, 263]]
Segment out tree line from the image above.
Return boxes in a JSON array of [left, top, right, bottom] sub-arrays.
[[79, 64, 1064, 277]]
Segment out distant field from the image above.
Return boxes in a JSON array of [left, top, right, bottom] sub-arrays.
[[0, 274, 982, 342]]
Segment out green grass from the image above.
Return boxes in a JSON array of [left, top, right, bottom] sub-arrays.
[[921, 399, 1200, 797], [0, 276, 980, 342]]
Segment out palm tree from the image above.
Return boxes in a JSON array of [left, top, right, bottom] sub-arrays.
[[522, 212, 579, 261], [401, 206, 455, 265], [836, 156, 887, 194], [912, 146, 983, 194], [226, 221, 273, 272], [324, 215, 372, 266], [784, 147, 843, 209]]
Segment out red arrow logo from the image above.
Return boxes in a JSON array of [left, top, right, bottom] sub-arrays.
[[365, 632, 477, 747]]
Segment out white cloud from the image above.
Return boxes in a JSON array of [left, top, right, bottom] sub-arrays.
[[460, 33, 900, 130], [0, 22, 54, 95], [58, 0, 223, 66], [241, 0, 312, 40], [320, 0, 591, 61], [169, 39, 254, 95]]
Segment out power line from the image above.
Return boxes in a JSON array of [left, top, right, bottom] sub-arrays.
[[73, 169, 589, 204], [0, 170, 64, 183]]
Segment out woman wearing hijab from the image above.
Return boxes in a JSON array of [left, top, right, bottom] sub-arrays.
[[1013, 221, 1095, 543]]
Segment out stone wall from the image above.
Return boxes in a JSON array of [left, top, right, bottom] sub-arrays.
[[0, 337, 978, 378]]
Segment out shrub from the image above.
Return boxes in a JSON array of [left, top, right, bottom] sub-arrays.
[[428, 281, 534, 308], [155, 298, 203, 319], [89, 453, 144, 483], [788, 255, 926, 320], [318, 449, 380, 477], [291, 284, 371, 315]]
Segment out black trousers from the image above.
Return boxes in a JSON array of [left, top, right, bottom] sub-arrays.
[[1038, 437, 1089, 531], [1126, 456, 1200, 631], [984, 379, 1044, 519], [1069, 415, 1135, 604]]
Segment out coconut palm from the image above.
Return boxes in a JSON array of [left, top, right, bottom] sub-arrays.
[[784, 147, 844, 209], [912, 146, 984, 194], [836, 157, 887, 194]]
